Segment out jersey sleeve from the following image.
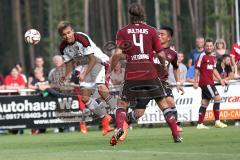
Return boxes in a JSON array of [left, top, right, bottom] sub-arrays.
[[213, 58, 217, 68], [116, 30, 124, 47], [171, 53, 179, 69], [82, 46, 95, 56], [75, 33, 95, 56], [59, 41, 67, 55], [195, 54, 204, 69], [152, 29, 162, 52]]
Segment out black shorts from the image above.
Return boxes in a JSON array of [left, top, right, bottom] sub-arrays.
[[135, 98, 161, 109], [161, 81, 174, 97], [134, 81, 172, 109], [200, 84, 219, 100], [121, 78, 166, 102]]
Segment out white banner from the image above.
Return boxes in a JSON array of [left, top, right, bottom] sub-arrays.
[[138, 81, 240, 124]]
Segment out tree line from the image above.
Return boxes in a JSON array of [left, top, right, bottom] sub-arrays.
[[0, 0, 236, 74]]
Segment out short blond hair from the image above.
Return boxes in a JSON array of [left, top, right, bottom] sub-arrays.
[[57, 21, 72, 35], [214, 38, 227, 49]]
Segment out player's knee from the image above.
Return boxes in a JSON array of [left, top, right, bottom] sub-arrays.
[[117, 99, 129, 109], [201, 99, 209, 106], [157, 98, 169, 110], [166, 97, 175, 107], [214, 95, 221, 102], [135, 109, 145, 119]]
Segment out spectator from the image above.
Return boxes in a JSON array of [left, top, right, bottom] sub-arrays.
[[4, 67, 26, 90], [214, 39, 229, 62], [47, 55, 73, 133], [110, 62, 125, 86], [28, 68, 49, 90], [230, 42, 240, 77], [48, 55, 64, 81], [48, 55, 72, 89], [28, 67, 49, 134], [15, 63, 27, 83], [230, 42, 240, 63], [168, 52, 187, 83], [215, 54, 234, 81], [235, 60, 240, 79], [188, 37, 205, 67], [4, 67, 26, 134], [28, 56, 48, 87]]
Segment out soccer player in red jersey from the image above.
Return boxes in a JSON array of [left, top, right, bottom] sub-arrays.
[[126, 26, 184, 132], [110, 3, 182, 145], [194, 38, 227, 129]]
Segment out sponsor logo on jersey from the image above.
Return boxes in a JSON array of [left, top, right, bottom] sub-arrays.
[[167, 54, 172, 59], [207, 64, 214, 70]]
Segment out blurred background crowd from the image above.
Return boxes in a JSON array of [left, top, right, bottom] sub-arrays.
[[1, 37, 240, 93]]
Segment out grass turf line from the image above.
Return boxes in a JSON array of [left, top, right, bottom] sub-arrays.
[[0, 126, 239, 160]]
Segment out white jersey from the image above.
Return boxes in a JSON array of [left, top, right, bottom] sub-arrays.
[[59, 32, 109, 64]]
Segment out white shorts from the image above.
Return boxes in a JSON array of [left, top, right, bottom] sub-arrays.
[[75, 63, 105, 89]]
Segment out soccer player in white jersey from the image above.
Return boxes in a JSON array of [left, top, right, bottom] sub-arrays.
[[57, 21, 115, 136]]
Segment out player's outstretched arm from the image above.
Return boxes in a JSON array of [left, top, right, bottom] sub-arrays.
[[173, 68, 180, 83], [60, 61, 74, 82], [213, 69, 226, 86], [79, 54, 96, 81], [193, 68, 199, 89], [156, 51, 166, 66], [173, 68, 184, 94]]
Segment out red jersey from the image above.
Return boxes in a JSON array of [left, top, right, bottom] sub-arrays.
[[195, 53, 216, 86], [116, 23, 162, 80], [154, 47, 178, 81], [230, 43, 240, 62]]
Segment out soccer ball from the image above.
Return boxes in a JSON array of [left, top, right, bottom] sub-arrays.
[[24, 29, 41, 45]]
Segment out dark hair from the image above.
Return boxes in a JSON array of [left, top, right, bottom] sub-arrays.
[[15, 63, 22, 67], [160, 25, 174, 37], [205, 38, 214, 44], [57, 21, 72, 35], [222, 54, 230, 59], [128, 3, 146, 23], [35, 56, 44, 59]]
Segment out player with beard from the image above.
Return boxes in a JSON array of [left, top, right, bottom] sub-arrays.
[[194, 38, 227, 129], [109, 3, 182, 146]]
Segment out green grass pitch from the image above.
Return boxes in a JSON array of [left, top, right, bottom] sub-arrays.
[[0, 126, 240, 160]]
